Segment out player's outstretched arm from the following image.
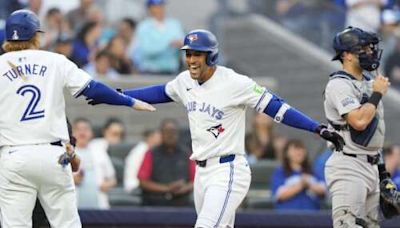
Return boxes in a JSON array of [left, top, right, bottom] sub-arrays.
[[80, 80, 155, 111], [263, 94, 344, 151], [122, 84, 174, 104]]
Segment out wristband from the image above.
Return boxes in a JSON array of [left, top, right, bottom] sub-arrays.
[[367, 92, 382, 108]]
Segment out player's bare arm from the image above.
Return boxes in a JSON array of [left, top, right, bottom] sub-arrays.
[[345, 75, 390, 130]]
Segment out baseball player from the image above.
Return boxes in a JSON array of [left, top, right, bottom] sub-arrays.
[[91, 29, 344, 227], [324, 26, 390, 227], [0, 10, 154, 228]]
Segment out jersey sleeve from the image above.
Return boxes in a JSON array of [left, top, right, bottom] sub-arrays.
[[165, 75, 183, 103], [326, 79, 361, 116], [232, 76, 273, 112], [62, 56, 92, 97]]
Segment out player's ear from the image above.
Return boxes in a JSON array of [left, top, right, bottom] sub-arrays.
[[342, 51, 352, 62]]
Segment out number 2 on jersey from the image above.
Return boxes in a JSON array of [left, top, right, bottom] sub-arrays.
[[16, 85, 45, 121]]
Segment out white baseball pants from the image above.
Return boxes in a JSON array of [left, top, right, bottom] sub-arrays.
[[0, 144, 81, 228], [194, 155, 251, 228]]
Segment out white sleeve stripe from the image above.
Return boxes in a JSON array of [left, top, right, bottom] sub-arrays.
[[274, 103, 290, 123], [255, 90, 273, 113], [73, 79, 91, 98]]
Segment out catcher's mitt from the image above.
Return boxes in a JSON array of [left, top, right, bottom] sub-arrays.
[[380, 172, 400, 219]]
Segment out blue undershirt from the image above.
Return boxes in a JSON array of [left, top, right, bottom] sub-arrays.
[[79, 80, 134, 107]]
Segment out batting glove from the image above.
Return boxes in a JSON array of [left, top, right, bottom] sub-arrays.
[[316, 124, 345, 151]]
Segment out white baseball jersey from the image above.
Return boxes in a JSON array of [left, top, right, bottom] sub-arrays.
[[166, 66, 272, 161], [0, 50, 91, 146]]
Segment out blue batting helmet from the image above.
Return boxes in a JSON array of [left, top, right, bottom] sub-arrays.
[[147, 0, 165, 7], [181, 29, 219, 66], [5, 9, 43, 41]]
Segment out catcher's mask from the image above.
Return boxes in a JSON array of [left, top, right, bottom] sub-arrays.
[[332, 26, 382, 72]]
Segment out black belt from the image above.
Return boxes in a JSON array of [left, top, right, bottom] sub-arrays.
[[50, 140, 63, 147], [195, 154, 236, 168], [342, 152, 380, 165]]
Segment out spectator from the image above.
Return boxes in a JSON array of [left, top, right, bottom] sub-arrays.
[[53, 34, 73, 59], [313, 148, 333, 183], [27, 0, 43, 18], [273, 134, 289, 162], [117, 18, 137, 62], [124, 129, 161, 193], [71, 21, 102, 67], [135, 0, 185, 74], [272, 139, 326, 210], [345, 0, 386, 32], [245, 113, 277, 160], [380, 9, 400, 70], [138, 119, 195, 206], [72, 118, 99, 209], [383, 145, 400, 189], [73, 118, 119, 209], [41, 8, 71, 50], [105, 35, 135, 74], [66, 0, 94, 32], [83, 50, 119, 79], [97, 0, 146, 23], [117, 18, 136, 53], [245, 133, 264, 165], [384, 36, 400, 88]]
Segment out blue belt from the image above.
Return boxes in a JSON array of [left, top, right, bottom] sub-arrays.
[[195, 154, 236, 168]]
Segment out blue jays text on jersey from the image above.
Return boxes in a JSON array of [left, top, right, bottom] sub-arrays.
[[186, 101, 224, 120], [2, 63, 48, 82]]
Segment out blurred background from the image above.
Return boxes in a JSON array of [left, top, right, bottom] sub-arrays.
[[2, 0, 400, 227]]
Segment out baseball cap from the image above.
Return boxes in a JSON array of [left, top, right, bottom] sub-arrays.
[[147, 0, 165, 7]]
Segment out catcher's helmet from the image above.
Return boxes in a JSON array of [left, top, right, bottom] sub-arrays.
[[5, 9, 43, 41], [332, 26, 381, 71], [181, 29, 219, 66]]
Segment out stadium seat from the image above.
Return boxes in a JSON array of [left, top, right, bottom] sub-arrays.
[[107, 143, 142, 207], [249, 160, 280, 190], [245, 160, 280, 209]]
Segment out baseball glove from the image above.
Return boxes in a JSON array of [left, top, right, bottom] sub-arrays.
[[380, 172, 400, 219]]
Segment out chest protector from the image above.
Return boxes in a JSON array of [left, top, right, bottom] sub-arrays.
[[327, 71, 379, 147]]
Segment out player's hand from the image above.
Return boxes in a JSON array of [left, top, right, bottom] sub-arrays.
[[316, 124, 345, 151], [132, 99, 156, 112], [373, 75, 390, 95]]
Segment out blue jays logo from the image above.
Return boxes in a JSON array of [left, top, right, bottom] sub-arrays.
[[207, 124, 225, 139], [188, 34, 198, 43], [12, 30, 19, 40]]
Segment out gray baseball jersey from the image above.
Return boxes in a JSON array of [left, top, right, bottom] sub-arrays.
[[324, 71, 385, 155]]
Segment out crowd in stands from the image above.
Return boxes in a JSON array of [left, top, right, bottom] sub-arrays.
[[2, 0, 399, 212], [251, 0, 400, 89], [70, 113, 400, 212], [0, 0, 185, 77]]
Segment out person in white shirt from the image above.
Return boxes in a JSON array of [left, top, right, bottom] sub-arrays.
[[124, 129, 161, 193]]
